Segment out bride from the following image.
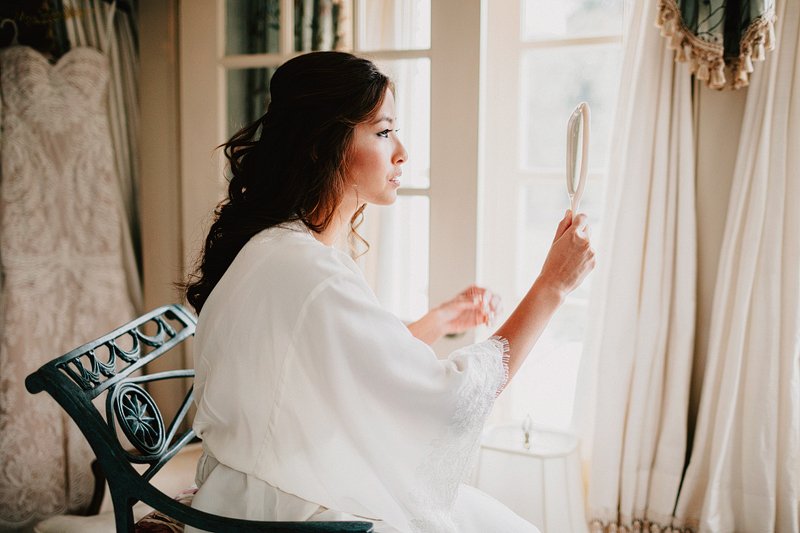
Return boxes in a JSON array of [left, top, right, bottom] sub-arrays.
[[183, 51, 594, 532]]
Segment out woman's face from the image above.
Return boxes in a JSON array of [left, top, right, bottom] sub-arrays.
[[345, 89, 408, 206]]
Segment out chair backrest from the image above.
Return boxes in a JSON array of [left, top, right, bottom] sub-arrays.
[[26, 304, 373, 532]]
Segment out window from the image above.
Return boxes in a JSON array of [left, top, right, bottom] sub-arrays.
[[352, 1, 432, 321], [481, 0, 624, 429]]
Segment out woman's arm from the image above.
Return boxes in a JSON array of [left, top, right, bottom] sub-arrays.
[[494, 210, 595, 384]]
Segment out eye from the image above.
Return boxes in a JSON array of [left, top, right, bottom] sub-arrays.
[[377, 129, 400, 138]]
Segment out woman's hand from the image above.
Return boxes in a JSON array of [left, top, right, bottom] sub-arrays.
[[438, 285, 502, 334], [408, 285, 501, 345], [537, 210, 596, 298]]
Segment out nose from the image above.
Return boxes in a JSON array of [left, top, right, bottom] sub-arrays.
[[393, 137, 408, 165]]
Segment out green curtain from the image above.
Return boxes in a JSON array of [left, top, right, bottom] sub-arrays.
[[656, 0, 776, 89]]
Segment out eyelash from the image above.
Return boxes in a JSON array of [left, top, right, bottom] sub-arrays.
[[378, 129, 399, 138]]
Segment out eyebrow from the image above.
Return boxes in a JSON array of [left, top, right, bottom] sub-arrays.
[[370, 115, 395, 125]]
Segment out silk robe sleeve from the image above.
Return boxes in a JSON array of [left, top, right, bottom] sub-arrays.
[[257, 269, 508, 532]]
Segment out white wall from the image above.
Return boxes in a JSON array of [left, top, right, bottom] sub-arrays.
[[691, 83, 748, 433], [138, 0, 190, 409]]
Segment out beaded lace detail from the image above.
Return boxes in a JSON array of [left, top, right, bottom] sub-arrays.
[[489, 335, 511, 395], [0, 46, 134, 527]]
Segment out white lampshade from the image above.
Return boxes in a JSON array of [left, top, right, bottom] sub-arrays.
[[474, 423, 587, 533]]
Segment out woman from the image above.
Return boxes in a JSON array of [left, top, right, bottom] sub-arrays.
[[185, 51, 594, 532]]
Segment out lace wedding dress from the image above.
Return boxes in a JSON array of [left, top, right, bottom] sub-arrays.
[[0, 45, 135, 528]]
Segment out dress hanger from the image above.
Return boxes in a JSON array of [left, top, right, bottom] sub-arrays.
[[1, 18, 19, 47]]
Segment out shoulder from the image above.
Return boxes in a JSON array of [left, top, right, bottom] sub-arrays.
[[241, 223, 361, 286], [196, 223, 370, 353], [203, 222, 365, 317]]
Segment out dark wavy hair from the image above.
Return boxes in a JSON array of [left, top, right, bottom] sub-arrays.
[[184, 52, 391, 313]]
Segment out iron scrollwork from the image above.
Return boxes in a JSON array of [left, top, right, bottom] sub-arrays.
[[57, 314, 179, 391], [112, 382, 166, 455]]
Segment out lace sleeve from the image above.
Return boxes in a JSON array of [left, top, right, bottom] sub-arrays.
[[488, 335, 511, 396], [408, 336, 512, 531]]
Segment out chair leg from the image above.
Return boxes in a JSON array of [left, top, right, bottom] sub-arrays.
[[112, 493, 135, 532]]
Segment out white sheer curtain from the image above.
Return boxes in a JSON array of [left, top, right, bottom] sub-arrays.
[[576, 0, 696, 529], [674, 0, 800, 530]]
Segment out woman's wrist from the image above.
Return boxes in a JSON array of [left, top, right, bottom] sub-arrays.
[[531, 274, 568, 306], [408, 307, 446, 345]]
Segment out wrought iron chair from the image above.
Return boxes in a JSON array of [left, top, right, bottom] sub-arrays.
[[25, 304, 373, 533]]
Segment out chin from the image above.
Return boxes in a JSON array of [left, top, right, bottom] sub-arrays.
[[371, 192, 399, 206]]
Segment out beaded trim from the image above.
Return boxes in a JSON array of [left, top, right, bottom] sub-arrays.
[[488, 335, 511, 396], [656, 0, 775, 90]]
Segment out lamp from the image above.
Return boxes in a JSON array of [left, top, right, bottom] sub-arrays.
[[474, 421, 588, 533]]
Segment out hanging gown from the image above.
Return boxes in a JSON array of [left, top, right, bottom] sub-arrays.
[[188, 222, 539, 532], [0, 46, 135, 528]]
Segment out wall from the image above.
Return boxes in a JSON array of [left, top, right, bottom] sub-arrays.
[[138, 0, 190, 410], [691, 83, 747, 434]]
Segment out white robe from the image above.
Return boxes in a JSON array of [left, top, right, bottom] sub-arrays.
[[187, 222, 539, 533]]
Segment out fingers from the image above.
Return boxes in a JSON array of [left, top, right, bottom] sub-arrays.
[[539, 210, 597, 294], [461, 285, 491, 307], [448, 298, 483, 312], [450, 286, 501, 327], [571, 213, 588, 231], [565, 213, 593, 245], [553, 209, 573, 243]]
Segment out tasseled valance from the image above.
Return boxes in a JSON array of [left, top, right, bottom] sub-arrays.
[[656, 0, 776, 89]]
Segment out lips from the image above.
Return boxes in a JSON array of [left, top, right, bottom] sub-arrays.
[[389, 172, 402, 186]]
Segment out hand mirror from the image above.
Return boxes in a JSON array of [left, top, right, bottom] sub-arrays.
[[566, 102, 590, 213]]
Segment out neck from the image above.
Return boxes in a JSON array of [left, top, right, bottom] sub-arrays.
[[311, 196, 359, 246], [312, 216, 344, 246]]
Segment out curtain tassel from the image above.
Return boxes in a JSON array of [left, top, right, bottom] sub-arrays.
[[732, 13, 776, 88], [754, 41, 766, 61], [695, 62, 710, 81], [669, 31, 683, 50], [743, 54, 755, 73], [590, 520, 605, 533], [709, 62, 726, 89], [765, 23, 775, 48], [660, 17, 676, 38]]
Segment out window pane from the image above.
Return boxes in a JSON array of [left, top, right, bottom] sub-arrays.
[[373, 58, 430, 188], [358, 196, 429, 321], [294, 0, 354, 52], [226, 0, 281, 55], [358, 0, 431, 51], [520, 43, 621, 172], [502, 179, 605, 428], [227, 67, 275, 137], [522, 0, 624, 41], [502, 299, 585, 427]]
